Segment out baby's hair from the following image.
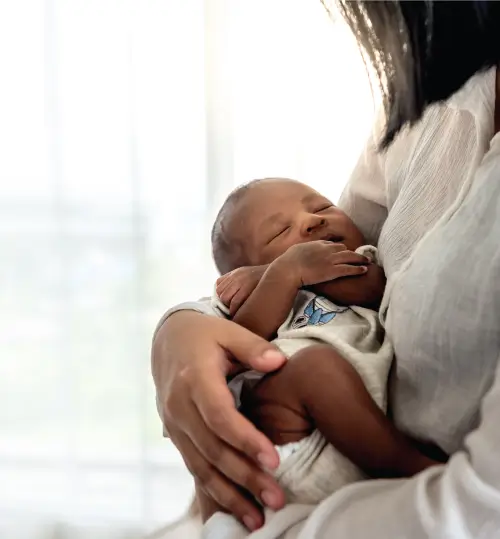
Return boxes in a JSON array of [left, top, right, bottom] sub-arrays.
[[211, 179, 263, 275]]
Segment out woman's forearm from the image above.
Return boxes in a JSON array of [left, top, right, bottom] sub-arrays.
[[151, 297, 224, 390], [152, 311, 203, 388]]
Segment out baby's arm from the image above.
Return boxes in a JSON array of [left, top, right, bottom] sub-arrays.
[[243, 344, 443, 479], [232, 241, 369, 339], [219, 249, 385, 321], [312, 262, 386, 310], [232, 262, 299, 340]]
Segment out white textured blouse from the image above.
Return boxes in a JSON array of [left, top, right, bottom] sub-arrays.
[[162, 68, 500, 537], [340, 67, 497, 455]]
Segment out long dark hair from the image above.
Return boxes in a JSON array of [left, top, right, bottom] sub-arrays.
[[336, 1, 500, 148]]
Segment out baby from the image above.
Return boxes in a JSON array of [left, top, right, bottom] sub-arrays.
[[208, 178, 438, 509]]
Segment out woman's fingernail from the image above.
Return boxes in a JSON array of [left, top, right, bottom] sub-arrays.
[[261, 489, 279, 508], [243, 515, 258, 531], [257, 451, 277, 470], [361, 266, 368, 272]]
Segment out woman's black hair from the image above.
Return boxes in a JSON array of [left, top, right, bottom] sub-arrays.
[[336, 1, 500, 148]]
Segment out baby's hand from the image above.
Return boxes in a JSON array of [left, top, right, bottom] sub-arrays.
[[275, 241, 370, 287], [216, 265, 268, 316]]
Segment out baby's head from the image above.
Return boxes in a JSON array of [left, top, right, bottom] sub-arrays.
[[211, 178, 365, 274]]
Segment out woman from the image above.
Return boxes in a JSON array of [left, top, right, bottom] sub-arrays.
[[152, 1, 500, 536]]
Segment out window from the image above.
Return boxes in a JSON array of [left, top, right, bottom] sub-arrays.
[[0, 1, 372, 536]]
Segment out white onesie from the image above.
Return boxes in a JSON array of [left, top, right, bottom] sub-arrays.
[[211, 246, 393, 505]]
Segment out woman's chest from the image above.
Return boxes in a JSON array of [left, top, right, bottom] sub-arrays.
[[378, 107, 481, 277], [385, 146, 500, 452]]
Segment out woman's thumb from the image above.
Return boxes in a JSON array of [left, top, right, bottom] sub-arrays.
[[220, 321, 286, 373]]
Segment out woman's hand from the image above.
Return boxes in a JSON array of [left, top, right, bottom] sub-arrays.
[[152, 311, 287, 530], [216, 265, 269, 316], [195, 486, 225, 523]]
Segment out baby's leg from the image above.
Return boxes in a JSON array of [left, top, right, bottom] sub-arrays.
[[242, 344, 439, 479]]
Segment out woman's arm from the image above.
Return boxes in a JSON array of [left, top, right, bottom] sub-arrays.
[[204, 358, 500, 538]]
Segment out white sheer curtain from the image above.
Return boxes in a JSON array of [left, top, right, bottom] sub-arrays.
[[0, 1, 373, 537]]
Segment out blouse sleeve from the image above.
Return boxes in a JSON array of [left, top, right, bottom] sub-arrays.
[[152, 295, 226, 345]]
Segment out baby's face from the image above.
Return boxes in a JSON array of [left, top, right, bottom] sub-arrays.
[[234, 179, 365, 266]]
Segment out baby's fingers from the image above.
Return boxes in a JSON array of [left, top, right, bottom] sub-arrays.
[[329, 251, 370, 266], [326, 264, 368, 279], [219, 283, 242, 308], [229, 282, 259, 316], [216, 274, 233, 295]]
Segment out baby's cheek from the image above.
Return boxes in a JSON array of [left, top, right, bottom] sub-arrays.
[[259, 242, 297, 265], [255, 246, 277, 265]]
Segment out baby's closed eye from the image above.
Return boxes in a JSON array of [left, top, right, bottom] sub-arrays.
[[268, 226, 290, 244], [314, 204, 333, 213]]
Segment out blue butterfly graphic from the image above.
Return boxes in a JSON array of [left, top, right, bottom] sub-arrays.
[[292, 298, 347, 329]]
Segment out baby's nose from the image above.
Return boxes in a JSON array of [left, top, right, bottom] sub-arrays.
[[304, 215, 326, 234]]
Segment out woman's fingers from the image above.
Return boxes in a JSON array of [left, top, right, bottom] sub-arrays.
[[171, 428, 266, 531], [216, 320, 286, 373], [181, 402, 284, 509], [191, 360, 282, 471], [158, 315, 286, 520]]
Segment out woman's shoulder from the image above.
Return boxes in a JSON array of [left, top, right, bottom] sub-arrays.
[[446, 66, 496, 118], [389, 67, 496, 149], [369, 67, 495, 144]]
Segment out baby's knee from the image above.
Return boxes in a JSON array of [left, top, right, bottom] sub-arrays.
[[290, 344, 351, 371], [289, 344, 364, 391]]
